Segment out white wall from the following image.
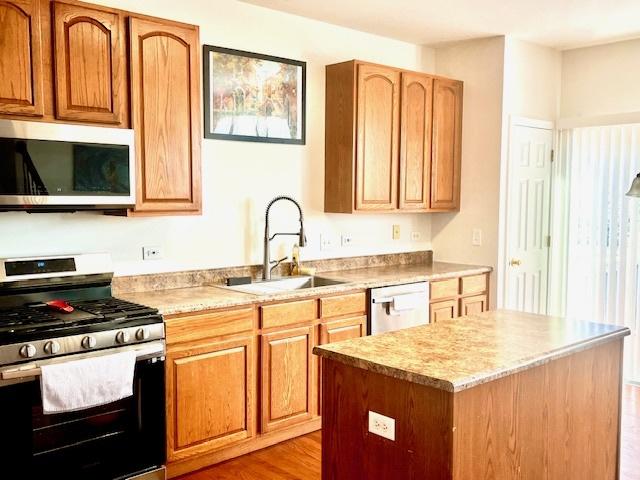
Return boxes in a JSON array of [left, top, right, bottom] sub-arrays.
[[561, 38, 640, 118], [429, 36, 506, 306], [0, 0, 437, 276]]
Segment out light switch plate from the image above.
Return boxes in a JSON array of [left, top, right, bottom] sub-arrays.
[[472, 228, 482, 246], [392, 225, 401, 240], [368, 410, 395, 441]]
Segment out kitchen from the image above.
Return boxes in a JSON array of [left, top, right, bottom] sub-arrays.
[[0, 0, 639, 479]]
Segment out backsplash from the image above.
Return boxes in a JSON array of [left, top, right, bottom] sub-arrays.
[[112, 250, 433, 294]]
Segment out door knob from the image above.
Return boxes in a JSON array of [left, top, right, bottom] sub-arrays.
[[509, 259, 522, 267]]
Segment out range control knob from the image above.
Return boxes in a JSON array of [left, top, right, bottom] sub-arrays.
[[43, 340, 61, 355], [115, 331, 131, 344], [81, 336, 97, 349], [19, 344, 37, 359], [135, 327, 150, 341]]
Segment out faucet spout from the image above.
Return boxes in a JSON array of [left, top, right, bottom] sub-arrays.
[[263, 196, 306, 280]]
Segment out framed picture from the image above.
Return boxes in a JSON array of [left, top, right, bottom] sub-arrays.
[[203, 45, 306, 145]]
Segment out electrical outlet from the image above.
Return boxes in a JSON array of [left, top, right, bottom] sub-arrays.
[[411, 231, 421, 241], [142, 246, 162, 260], [392, 224, 401, 240], [472, 228, 482, 246], [320, 234, 334, 251], [368, 411, 395, 441], [341, 234, 353, 247]]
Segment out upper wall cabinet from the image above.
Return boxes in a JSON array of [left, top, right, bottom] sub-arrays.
[[52, 1, 125, 124], [128, 17, 201, 214], [431, 78, 463, 210], [325, 60, 463, 213], [0, 0, 44, 116]]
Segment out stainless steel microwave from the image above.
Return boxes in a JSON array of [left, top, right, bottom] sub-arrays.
[[0, 119, 135, 211]]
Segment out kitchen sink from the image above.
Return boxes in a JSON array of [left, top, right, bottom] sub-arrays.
[[225, 275, 345, 295]]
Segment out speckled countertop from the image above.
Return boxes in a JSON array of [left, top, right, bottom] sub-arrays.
[[313, 310, 630, 392], [118, 261, 491, 316]]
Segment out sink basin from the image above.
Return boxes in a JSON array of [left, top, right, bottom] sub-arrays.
[[225, 275, 345, 295]]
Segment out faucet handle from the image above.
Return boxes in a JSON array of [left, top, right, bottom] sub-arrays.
[[270, 256, 288, 275]]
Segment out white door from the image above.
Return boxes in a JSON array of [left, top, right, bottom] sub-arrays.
[[504, 124, 553, 314]]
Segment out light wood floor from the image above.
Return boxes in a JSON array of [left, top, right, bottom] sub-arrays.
[[180, 384, 640, 480]]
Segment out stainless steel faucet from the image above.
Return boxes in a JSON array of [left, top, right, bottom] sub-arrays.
[[263, 196, 306, 280]]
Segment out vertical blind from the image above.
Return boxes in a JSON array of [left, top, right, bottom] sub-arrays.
[[554, 124, 640, 382]]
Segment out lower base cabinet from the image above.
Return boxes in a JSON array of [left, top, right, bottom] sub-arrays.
[[166, 335, 255, 462], [429, 273, 491, 322]]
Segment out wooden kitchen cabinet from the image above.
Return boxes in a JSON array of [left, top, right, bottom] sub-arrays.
[[399, 72, 433, 211], [429, 272, 490, 322], [166, 334, 255, 462], [430, 78, 463, 210], [325, 60, 462, 213], [430, 299, 458, 322], [0, 0, 44, 116], [320, 315, 366, 344], [460, 294, 488, 316], [128, 17, 202, 214], [260, 325, 316, 433], [52, 1, 125, 124]]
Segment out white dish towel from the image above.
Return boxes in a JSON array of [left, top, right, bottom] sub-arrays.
[[389, 292, 423, 315], [40, 350, 137, 414]]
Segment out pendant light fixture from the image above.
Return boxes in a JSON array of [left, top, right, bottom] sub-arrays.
[[628, 172, 640, 197]]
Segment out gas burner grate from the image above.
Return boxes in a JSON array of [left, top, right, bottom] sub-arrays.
[[0, 306, 60, 327], [71, 298, 158, 320]]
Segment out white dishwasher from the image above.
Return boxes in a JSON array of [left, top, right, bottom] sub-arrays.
[[369, 281, 429, 335]]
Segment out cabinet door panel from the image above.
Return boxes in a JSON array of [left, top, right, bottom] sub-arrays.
[[320, 315, 366, 344], [355, 64, 399, 211], [261, 325, 315, 432], [399, 72, 433, 210], [430, 299, 458, 323], [53, 1, 123, 123], [167, 336, 254, 461], [0, 0, 43, 116], [129, 17, 201, 213], [460, 294, 488, 316], [431, 78, 462, 210]]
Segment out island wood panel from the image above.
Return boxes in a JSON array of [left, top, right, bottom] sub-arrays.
[[52, 1, 124, 124], [321, 357, 454, 480], [129, 17, 201, 213], [355, 63, 399, 211], [166, 335, 255, 462], [430, 78, 462, 210], [452, 338, 622, 480], [324, 61, 356, 213], [261, 325, 316, 433], [399, 72, 433, 211], [0, 0, 44, 116]]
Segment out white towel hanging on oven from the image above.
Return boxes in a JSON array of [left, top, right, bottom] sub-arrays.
[[40, 350, 136, 414]]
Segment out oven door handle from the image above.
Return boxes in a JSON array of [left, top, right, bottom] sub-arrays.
[[0, 340, 165, 381]]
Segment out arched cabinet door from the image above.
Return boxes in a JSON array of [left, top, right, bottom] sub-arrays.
[[431, 78, 463, 210], [52, 1, 125, 124], [0, 0, 44, 116], [129, 17, 201, 214], [355, 64, 400, 211]]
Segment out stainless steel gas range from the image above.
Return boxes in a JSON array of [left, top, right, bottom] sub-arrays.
[[0, 253, 166, 480]]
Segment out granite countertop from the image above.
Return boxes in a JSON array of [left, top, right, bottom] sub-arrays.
[[313, 310, 630, 392], [118, 261, 491, 316]]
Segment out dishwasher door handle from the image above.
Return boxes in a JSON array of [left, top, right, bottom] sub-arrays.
[[371, 297, 394, 304]]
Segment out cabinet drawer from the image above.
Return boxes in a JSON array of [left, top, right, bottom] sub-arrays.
[[430, 278, 459, 300], [320, 292, 366, 318], [165, 307, 254, 345], [261, 299, 318, 329], [461, 274, 487, 295], [320, 316, 366, 344]]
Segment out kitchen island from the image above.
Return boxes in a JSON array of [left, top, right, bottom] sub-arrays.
[[314, 310, 630, 480]]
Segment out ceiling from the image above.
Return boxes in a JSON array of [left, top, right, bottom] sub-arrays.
[[240, 0, 640, 50]]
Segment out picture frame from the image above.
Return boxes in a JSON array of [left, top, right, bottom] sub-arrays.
[[203, 45, 306, 145]]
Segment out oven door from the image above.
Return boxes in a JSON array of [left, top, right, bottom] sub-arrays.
[[0, 343, 165, 480]]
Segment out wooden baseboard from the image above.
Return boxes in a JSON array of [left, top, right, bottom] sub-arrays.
[[167, 418, 322, 478]]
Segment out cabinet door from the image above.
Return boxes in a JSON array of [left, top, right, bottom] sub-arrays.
[[261, 325, 316, 433], [52, 2, 124, 124], [399, 72, 433, 211], [129, 17, 202, 213], [355, 64, 400, 211], [166, 336, 255, 462], [431, 78, 462, 210], [0, 0, 44, 116], [430, 299, 458, 323], [460, 294, 488, 316], [320, 315, 366, 344]]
